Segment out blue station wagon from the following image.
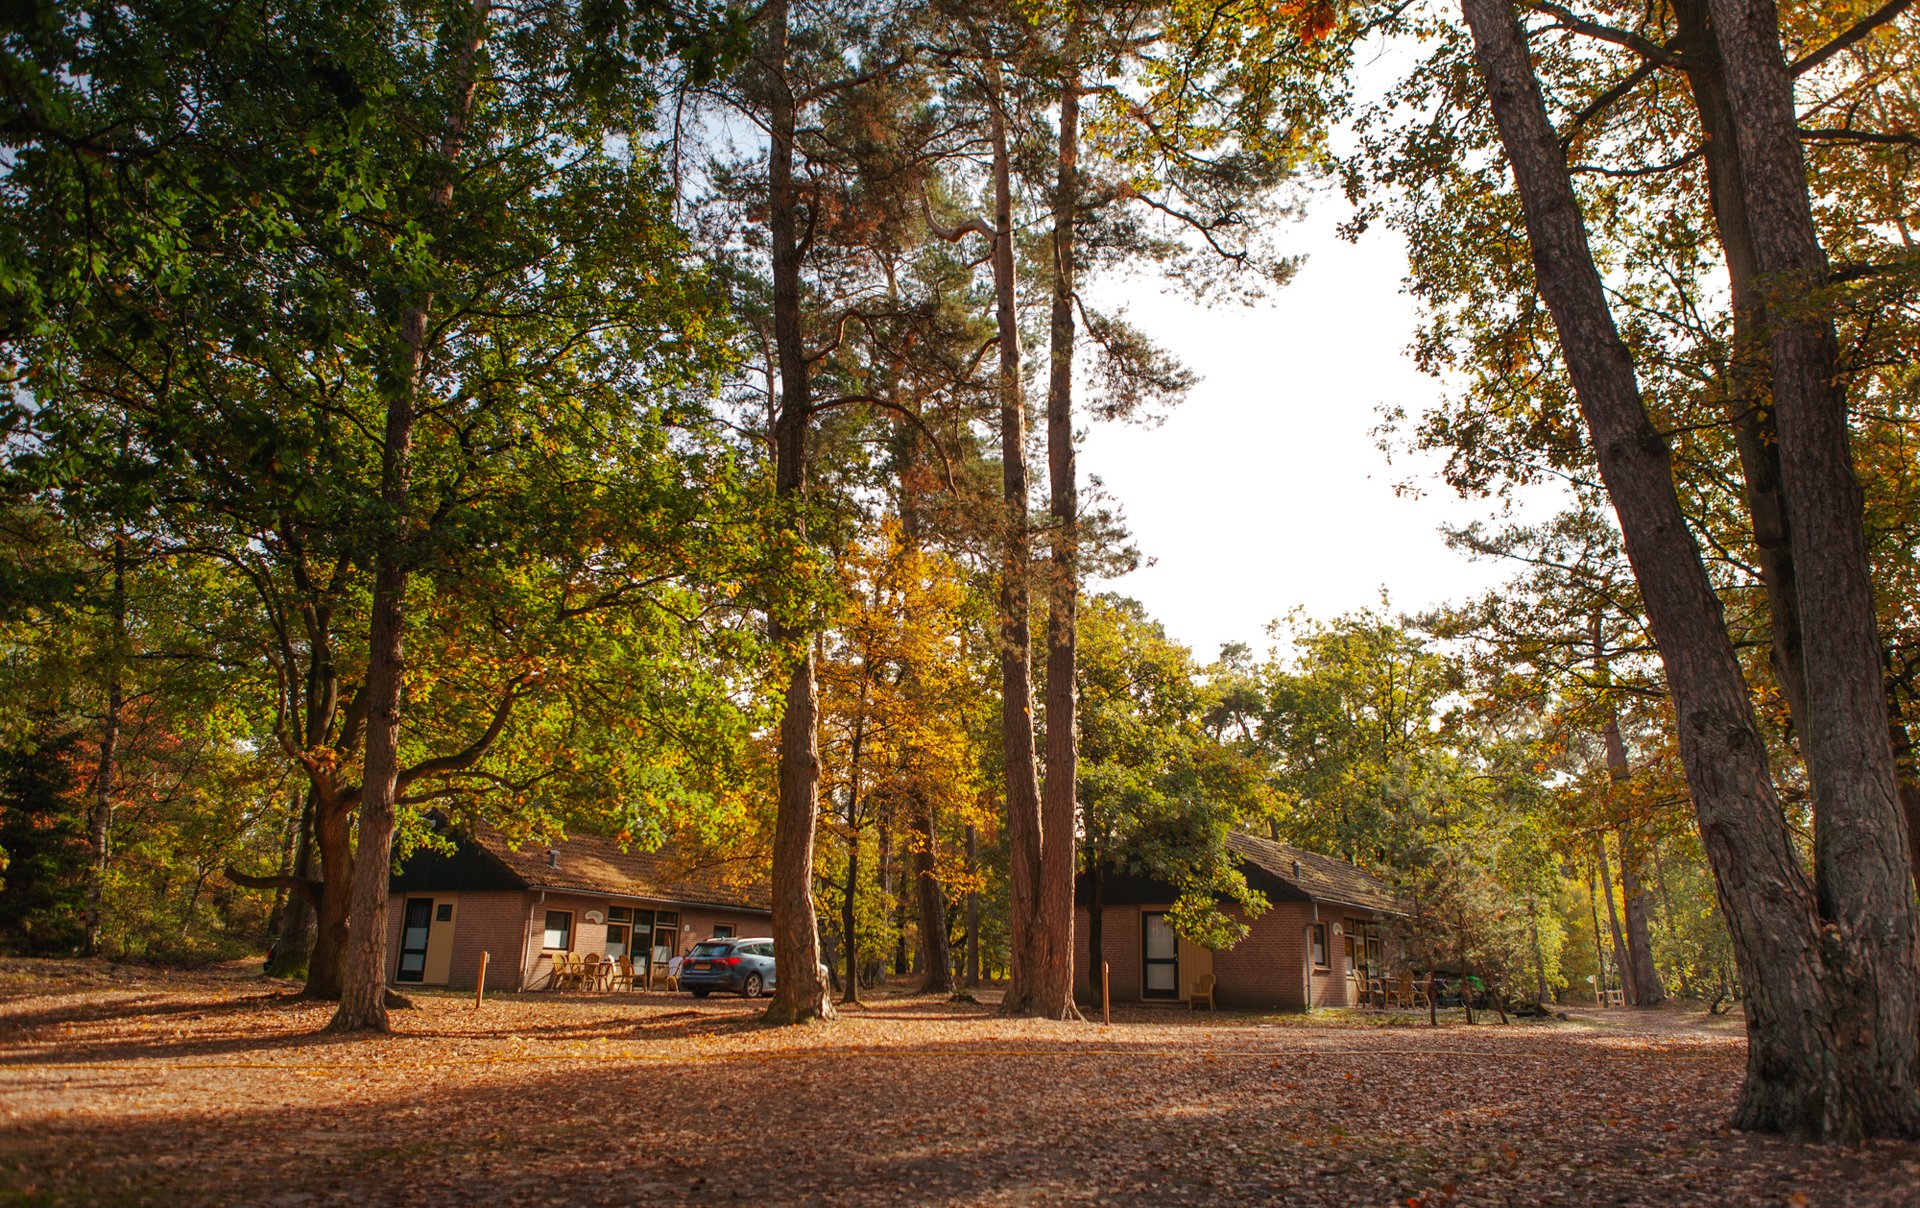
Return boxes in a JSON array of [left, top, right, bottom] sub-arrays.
[[679, 937, 777, 998]]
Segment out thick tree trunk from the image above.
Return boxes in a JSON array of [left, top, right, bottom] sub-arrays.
[[761, 0, 831, 1026], [1616, 832, 1666, 1006], [83, 533, 126, 957], [1460, 0, 1903, 1137], [914, 795, 952, 993], [1890, 716, 1920, 897], [331, 554, 406, 1032], [1702, 0, 1920, 1134], [1674, 0, 1808, 733], [986, 66, 1045, 1017], [1032, 65, 1083, 1022], [330, 0, 489, 1033], [305, 797, 352, 1000]]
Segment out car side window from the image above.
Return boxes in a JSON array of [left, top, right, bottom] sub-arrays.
[[754, 943, 774, 958]]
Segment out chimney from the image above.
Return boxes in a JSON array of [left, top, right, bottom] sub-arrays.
[[546, 848, 559, 869]]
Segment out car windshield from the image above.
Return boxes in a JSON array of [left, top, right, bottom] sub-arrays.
[[689, 942, 733, 958]]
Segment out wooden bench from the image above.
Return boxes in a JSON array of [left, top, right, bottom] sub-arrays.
[[1600, 987, 1625, 1007]]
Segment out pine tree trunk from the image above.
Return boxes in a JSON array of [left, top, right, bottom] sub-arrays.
[[987, 63, 1045, 1017], [1595, 838, 1634, 1002], [843, 820, 860, 1005], [1529, 908, 1550, 1005], [330, 0, 489, 1032], [1702, 0, 1920, 1135], [83, 533, 126, 957], [1594, 614, 1662, 1003], [761, 0, 831, 1026], [1617, 832, 1666, 1006], [915, 795, 952, 994], [964, 823, 980, 987], [1460, 0, 1895, 1137], [1033, 65, 1083, 1022]]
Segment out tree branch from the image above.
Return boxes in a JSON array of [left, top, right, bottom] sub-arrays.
[[225, 867, 323, 906], [806, 393, 959, 492], [394, 674, 533, 791], [1792, 0, 1914, 75]]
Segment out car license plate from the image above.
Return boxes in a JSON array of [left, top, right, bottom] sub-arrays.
[[693, 962, 710, 970]]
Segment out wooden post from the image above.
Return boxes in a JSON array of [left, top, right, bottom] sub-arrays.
[[474, 951, 489, 1009], [1101, 960, 1111, 1025], [1427, 973, 1437, 1027]]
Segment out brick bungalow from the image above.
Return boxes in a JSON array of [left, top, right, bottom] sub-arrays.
[[385, 820, 771, 992], [1076, 831, 1406, 1010]]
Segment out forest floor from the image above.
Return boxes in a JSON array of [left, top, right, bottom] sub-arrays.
[[1, 959, 1916, 1207]]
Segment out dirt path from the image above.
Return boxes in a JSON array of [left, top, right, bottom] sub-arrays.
[[1, 964, 1915, 1206]]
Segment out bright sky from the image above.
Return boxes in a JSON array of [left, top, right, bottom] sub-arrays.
[[1081, 194, 1517, 664]]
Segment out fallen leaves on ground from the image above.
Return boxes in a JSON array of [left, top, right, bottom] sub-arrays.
[[0, 959, 1914, 1206]]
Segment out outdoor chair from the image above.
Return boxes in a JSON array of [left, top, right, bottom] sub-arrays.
[[582, 952, 605, 991], [1398, 972, 1429, 1010], [1188, 972, 1217, 1011], [610, 954, 635, 991], [548, 952, 576, 991]]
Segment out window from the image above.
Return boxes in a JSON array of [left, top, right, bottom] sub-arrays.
[[1311, 922, 1329, 969], [543, 910, 573, 951], [712, 924, 734, 939], [1343, 931, 1356, 977], [651, 912, 680, 964], [435, 903, 454, 923], [1142, 912, 1179, 999]]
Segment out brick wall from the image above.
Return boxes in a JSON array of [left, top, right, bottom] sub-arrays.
[[387, 889, 774, 991], [1073, 904, 1145, 1003], [1068, 899, 1391, 1011]]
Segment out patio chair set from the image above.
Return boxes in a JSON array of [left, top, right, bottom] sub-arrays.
[[1354, 971, 1432, 1011], [547, 952, 678, 992]]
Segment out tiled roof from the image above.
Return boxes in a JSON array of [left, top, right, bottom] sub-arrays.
[[1227, 831, 1406, 915], [471, 822, 772, 914]]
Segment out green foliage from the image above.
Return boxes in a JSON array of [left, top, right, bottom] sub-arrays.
[[0, 728, 89, 954], [1079, 595, 1275, 948]]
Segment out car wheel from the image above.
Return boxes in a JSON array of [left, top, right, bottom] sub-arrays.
[[691, 988, 710, 999], [742, 972, 764, 999]]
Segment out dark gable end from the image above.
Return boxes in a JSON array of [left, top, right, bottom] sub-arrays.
[[390, 827, 526, 893]]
